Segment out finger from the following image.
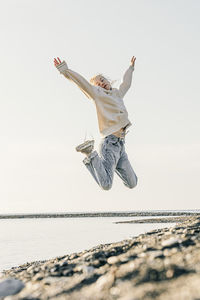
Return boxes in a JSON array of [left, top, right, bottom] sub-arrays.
[[57, 57, 62, 63], [54, 58, 59, 65]]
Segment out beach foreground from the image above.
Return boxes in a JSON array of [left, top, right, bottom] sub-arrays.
[[1, 216, 200, 300]]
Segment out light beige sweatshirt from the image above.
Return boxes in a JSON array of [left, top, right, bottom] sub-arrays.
[[56, 61, 135, 137]]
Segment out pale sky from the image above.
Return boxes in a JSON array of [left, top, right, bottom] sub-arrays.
[[0, 0, 199, 213]]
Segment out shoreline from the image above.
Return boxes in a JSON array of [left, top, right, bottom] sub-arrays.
[[1, 215, 200, 299], [114, 216, 190, 224], [0, 210, 199, 219]]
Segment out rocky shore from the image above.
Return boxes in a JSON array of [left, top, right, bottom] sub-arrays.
[[1, 216, 200, 300], [114, 216, 190, 224]]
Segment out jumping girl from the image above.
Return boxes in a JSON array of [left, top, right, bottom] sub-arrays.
[[54, 56, 138, 190]]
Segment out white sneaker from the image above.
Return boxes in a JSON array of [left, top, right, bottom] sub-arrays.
[[75, 140, 94, 155]]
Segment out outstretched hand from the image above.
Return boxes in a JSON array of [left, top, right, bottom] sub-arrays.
[[131, 56, 136, 67], [54, 57, 69, 75], [54, 57, 62, 67]]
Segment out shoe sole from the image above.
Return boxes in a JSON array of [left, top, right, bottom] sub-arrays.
[[76, 140, 94, 152]]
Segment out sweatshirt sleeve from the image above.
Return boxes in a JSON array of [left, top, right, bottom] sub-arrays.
[[118, 65, 134, 98], [56, 61, 97, 100]]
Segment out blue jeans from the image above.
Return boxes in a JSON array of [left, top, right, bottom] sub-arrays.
[[83, 134, 138, 190]]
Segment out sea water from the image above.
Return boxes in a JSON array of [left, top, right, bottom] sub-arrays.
[[0, 216, 174, 271]]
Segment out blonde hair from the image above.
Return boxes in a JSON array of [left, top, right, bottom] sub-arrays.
[[90, 74, 118, 87], [90, 74, 106, 85]]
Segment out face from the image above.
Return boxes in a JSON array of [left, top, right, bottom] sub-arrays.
[[94, 76, 112, 90]]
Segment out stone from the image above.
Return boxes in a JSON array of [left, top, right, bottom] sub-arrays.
[[107, 256, 120, 264], [95, 271, 115, 291], [0, 278, 25, 297], [148, 250, 164, 260], [161, 237, 181, 249]]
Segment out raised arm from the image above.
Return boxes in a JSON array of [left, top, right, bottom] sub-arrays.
[[54, 57, 97, 100], [118, 56, 136, 99]]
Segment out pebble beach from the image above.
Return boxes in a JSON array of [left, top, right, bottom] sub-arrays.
[[1, 215, 200, 299]]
